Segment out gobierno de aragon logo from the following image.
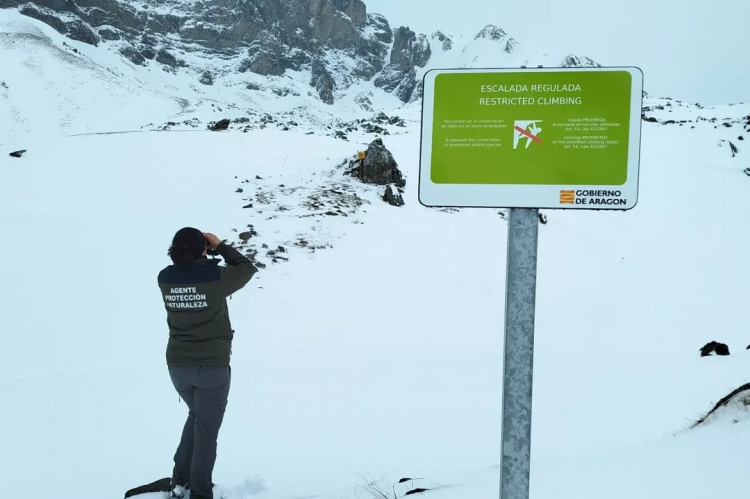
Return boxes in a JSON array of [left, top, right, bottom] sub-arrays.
[[559, 189, 628, 206]]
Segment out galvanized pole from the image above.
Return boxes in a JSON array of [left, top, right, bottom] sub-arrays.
[[499, 207, 539, 499]]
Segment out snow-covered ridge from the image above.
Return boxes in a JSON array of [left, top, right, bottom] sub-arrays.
[[0, 0, 602, 112]]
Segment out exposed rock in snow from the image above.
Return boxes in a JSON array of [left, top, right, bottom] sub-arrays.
[[18, 4, 99, 46], [2, 0, 390, 101], [210, 118, 230, 131], [382, 183, 404, 206], [699, 341, 730, 357], [474, 24, 507, 42], [311, 55, 336, 105], [561, 54, 601, 68], [0, 0, 615, 110], [431, 30, 452, 51], [692, 383, 750, 427], [199, 70, 214, 85], [350, 138, 405, 186], [373, 26, 431, 103], [469, 24, 516, 54]]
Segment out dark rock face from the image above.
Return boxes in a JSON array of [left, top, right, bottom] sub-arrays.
[[18, 4, 99, 46], [358, 138, 405, 186], [199, 70, 214, 85], [210, 119, 230, 131], [4, 0, 392, 102], [372, 26, 430, 103], [3, 0, 607, 106], [311, 55, 336, 104], [383, 184, 404, 206], [119, 46, 145, 66], [155, 48, 185, 68], [390, 26, 431, 68]]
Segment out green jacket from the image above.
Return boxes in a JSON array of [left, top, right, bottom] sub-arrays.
[[157, 242, 257, 367]]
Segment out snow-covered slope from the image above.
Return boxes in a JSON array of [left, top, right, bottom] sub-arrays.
[[0, 8, 388, 142], [0, 7, 601, 143], [2, 4, 750, 499]]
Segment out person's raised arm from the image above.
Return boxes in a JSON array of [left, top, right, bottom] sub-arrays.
[[204, 232, 257, 298]]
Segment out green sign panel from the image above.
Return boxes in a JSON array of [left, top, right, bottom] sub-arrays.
[[418, 67, 644, 210]]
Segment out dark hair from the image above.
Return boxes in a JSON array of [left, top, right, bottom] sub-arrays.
[[168, 227, 206, 265], [168, 243, 194, 265]]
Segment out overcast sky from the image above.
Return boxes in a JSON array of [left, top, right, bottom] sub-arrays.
[[363, 0, 749, 106]]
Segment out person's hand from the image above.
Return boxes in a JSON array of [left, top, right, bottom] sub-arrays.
[[203, 232, 222, 249]]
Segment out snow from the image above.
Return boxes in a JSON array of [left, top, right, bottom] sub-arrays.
[[2, 5, 750, 499]]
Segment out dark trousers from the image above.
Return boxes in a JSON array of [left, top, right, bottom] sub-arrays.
[[169, 366, 231, 499]]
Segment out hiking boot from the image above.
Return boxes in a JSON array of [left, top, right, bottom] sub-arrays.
[[170, 485, 186, 499], [188, 484, 216, 499]]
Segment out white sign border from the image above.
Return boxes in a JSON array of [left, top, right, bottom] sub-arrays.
[[417, 66, 644, 210]]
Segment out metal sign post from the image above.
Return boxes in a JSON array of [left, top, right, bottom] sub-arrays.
[[417, 64, 644, 499], [499, 207, 539, 499]]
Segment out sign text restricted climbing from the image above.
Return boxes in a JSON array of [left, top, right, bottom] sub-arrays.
[[417, 67, 644, 210]]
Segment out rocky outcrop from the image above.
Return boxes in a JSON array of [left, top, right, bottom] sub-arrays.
[[311, 56, 336, 104], [3, 0, 607, 105], [383, 184, 404, 206], [474, 24, 516, 53], [343, 139, 405, 206], [18, 4, 99, 46], [349, 138, 405, 187], [691, 383, 750, 428], [199, 71, 214, 85], [210, 119, 230, 131], [561, 54, 601, 68], [373, 26, 431, 103], [3, 0, 392, 103], [431, 31, 452, 51], [475, 24, 506, 41], [700, 341, 730, 357]]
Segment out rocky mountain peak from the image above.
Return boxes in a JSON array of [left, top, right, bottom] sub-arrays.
[[474, 24, 507, 41], [0, 0, 602, 107], [471, 24, 516, 53], [561, 54, 602, 68]]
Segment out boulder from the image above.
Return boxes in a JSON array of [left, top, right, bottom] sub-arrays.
[[700, 341, 730, 357], [199, 71, 214, 86], [210, 119, 230, 131], [383, 184, 404, 206], [355, 138, 405, 186]]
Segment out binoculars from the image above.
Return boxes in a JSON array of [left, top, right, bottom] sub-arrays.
[[205, 237, 220, 256]]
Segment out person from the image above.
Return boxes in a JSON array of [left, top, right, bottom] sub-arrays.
[[157, 227, 258, 499]]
